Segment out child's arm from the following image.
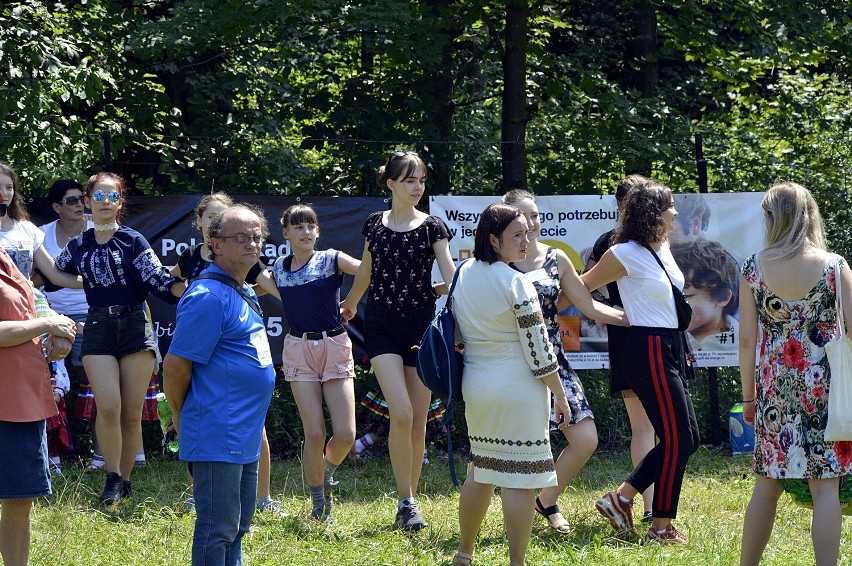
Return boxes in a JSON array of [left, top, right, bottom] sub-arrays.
[[337, 252, 361, 276], [341, 242, 371, 321]]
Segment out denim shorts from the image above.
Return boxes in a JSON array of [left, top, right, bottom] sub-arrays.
[[282, 330, 355, 382], [0, 419, 50, 499], [363, 305, 434, 367], [82, 305, 155, 359]]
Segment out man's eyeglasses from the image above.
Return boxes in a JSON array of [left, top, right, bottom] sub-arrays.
[[60, 196, 84, 206], [220, 233, 264, 245], [91, 190, 121, 203]]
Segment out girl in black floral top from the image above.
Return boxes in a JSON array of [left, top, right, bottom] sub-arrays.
[[341, 150, 455, 531]]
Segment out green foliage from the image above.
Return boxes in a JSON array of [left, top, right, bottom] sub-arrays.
[[1, 0, 850, 226]]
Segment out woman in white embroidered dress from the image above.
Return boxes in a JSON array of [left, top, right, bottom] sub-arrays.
[[450, 203, 626, 566]]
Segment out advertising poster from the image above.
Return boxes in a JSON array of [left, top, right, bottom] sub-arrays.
[[430, 192, 765, 368]]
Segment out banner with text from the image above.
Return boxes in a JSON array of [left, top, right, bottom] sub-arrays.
[[430, 193, 765, 368]]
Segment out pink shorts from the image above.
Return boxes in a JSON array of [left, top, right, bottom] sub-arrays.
[[282, 330, 356, 382]]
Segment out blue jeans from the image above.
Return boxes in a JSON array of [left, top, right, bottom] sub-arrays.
[[191, 460, 258, 566]]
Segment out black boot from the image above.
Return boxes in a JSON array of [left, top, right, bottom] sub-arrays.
[[100, 472, 123, 506], [122, 479, 132, 499]]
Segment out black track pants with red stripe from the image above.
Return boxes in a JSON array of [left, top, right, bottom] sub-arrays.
[[623, 326, 699, 519]]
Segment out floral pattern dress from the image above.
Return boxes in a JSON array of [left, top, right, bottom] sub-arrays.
[[513, 247, 594, 427], [743, 254, 852, 479], [362, 211, 450, 313]]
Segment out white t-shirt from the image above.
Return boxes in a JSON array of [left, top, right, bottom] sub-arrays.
[[0, 219, 45, 279], [39, 220, 93, 315], [611, 240, 684, 329]]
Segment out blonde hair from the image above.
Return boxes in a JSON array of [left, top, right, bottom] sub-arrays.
[[761, 181, 826, 260]]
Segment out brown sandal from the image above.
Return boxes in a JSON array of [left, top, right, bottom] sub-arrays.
[[535, 496, 572, 534]]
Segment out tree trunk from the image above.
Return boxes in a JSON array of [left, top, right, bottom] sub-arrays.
[[420, 0, 458, 195], [622, 0, 659, 174], [501, 0, 529, 192]]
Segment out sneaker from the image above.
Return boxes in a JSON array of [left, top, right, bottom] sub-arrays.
[[49, 457, 63, 476], [641, 511, 653, 525], [595, 489, 636, 534], [134, 456, 147, 468], [183, 496, 195, 512], [394, 501, 428, 532], [256, 497, 288, 518], [86, 454, 105, 472], [646, 523, 688, 545], [99, 472, 123, 506]]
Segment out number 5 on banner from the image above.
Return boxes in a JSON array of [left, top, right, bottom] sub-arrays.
[[266, 316, 283, 337]]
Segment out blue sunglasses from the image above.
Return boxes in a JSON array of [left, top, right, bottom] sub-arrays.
[[92, 190, 121, 203]]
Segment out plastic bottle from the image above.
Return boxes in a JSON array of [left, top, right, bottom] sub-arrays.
[[156, 392, 179, 454], [33, 288, 57, 373]]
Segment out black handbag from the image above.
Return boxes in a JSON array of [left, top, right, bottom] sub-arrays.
[[644, 245, 692, 332]]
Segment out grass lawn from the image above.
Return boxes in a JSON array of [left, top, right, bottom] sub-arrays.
[[31, 446, 851, 565]]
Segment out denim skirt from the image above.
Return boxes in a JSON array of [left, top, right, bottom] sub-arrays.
[[0, 419, 50, 499]]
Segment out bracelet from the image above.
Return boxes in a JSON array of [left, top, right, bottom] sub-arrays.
[[743, 397, 755, 403]]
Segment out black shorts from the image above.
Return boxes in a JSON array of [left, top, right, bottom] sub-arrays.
[[82, 305, 156, 359], [363, 304, 434, 367], [607, 324, 631, 396]]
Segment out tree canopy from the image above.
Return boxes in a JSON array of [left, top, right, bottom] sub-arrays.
[[2, 1, 850, 231]]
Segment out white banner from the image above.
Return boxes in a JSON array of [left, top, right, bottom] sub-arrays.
[[430, 192, 765, 368]]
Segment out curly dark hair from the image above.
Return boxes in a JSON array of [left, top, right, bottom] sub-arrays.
[[611, 180, 673, 247]]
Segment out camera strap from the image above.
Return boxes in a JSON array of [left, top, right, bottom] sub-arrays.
[[195, 272, 264, 318]]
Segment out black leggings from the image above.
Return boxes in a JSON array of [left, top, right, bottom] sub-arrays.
[[623, 327, 699, 519]]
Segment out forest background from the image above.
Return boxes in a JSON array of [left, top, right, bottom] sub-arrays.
[[2, 0, 852, 454]]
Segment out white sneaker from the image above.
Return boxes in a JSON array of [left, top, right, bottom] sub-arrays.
[[49, 457, 63, 476], [86, 454, 105, 472], [256, 497, 288, 518]]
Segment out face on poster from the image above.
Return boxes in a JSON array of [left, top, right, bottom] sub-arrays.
[[430, 192, 766, 368]]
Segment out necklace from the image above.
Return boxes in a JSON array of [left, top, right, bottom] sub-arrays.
[[94, 222, 118, 232], [56, 221, 86, 246]]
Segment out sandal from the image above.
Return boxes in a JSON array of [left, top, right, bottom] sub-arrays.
[[452, 550, 473, 565], [535, 496, 572, 534]]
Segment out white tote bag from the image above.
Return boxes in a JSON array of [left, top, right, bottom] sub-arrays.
[[824, 257, 852, 441]]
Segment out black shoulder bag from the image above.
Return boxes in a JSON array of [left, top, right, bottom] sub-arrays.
[[644, 245, 697, 380], [195, 272, 264, 318], [644, 245, 692, 331]]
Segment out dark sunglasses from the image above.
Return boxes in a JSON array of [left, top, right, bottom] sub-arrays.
[[60, 196, 84, 206], [92, 190, 121, 203]]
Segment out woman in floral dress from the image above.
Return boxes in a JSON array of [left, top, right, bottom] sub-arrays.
[[503, 189, 627, 534], [739, 181, 852, 566]]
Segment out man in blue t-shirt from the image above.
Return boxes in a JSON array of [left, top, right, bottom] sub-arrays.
[[163, 205, 274, 566]]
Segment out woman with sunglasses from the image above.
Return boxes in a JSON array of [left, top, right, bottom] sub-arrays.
[[341, 150, 455, 531], [55, 172, 185, 506], [39, 180, 94, 457]]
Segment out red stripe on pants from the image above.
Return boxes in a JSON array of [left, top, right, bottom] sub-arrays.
[[648, 335, 679, 512]]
